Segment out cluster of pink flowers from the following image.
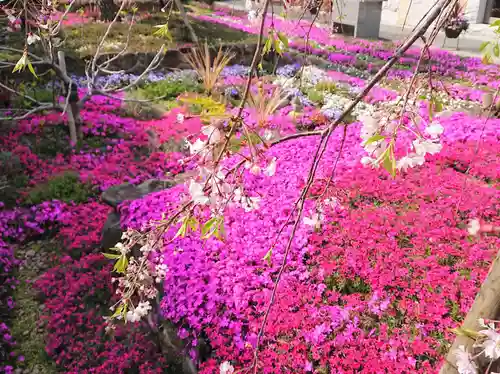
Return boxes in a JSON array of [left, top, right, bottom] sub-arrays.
[[0, 93, 192, 372], [117, 103, 498, 372]]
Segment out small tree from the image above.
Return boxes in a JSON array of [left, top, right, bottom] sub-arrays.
[[0, 0, 168, 144]]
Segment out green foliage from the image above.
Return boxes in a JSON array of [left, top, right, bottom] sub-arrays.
[[178, 94, 227, 121], [11, 247, 57, 373], [446, 299, 463, 322], [438, 254, 461, 267], [315, 81, 337, 93], [25, 172, 95, 205], [14, 82, 55, 110], [325, 273, 371, 295], [139, 79, 202, 101], [307, 89, 325, 104], [262, 29, 289, 57]]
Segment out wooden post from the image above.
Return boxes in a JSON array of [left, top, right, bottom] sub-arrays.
[[57, 51, 78, 145], [440, 253, 500, 374]]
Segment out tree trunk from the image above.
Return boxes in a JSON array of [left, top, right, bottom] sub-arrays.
[[440, 254, 500, 374], [99, 0, 119, 22], [57, 51, 78, 145]]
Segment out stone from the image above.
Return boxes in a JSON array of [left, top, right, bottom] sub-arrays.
[[101, 211, 122, 251], [101, 179, 175, 208], [101, 179, 177, 249]]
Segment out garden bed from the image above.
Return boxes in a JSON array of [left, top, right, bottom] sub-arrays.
[[1, 6, 499, 374]]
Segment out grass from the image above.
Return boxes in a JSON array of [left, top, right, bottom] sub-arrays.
[[64, 13, 256, 57], [11, 242, 59, 373]]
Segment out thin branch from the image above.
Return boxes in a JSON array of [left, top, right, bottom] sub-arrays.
[[270, 130, 323, 145], [101, 45, 166, 93], [0, 104, 61, 120], [90, 0, 127, 78], [0, 81, 46, 106], [98, 10, 137, 71]]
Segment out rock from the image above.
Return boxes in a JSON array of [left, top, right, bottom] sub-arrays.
[[25, 249, 35, 258], [101, 179, 175, 208], [101, 211, 122, 251], [101, 179, 177, 249]]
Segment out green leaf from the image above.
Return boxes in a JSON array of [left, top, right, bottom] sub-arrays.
[[187, 216, 199, 232], [450, 327, 480, 339], [381, 146, 396, 177], [113, 255, 128, 274], [12, 54, 27, 74], [102, 252, 121, 259], [364, 134, 385, 145], [480, 41, 490, 52], [173, 218, 188, 239], [274, 38, 282, 55], [277, 32, 289, 48], [111, 304, 125, 318], [243, 132, 262, 146], [201, 216, 225, 240], [201, 217, 218, 238], [228, 136, 243, 153], [491, 19, 500, 27], [434, 98, 443, 113], [262, 35, 273, 56], [27, 60, 38, 79], [263, 249, 272, 266], [216, 217, 226, 240], [153, 24, 172, 41], [494, 43, 500, 58]]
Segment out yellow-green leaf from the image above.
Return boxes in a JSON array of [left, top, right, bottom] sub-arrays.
[[113, 255, 128, 274], [263, 249, 272, 266], [480, 41, 490, 52], [450, 327, 480, 339], [364, 134, 385, 145], [381, 146, 396, 177], [102, 252, 121, 259], [27, 60, 38, 79], [277, 32, 289, 48]]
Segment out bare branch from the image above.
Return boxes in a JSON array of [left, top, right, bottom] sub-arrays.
[[0, 81, 47, 106], [0, 104, 61, 121], [270, 130, 323, 145], [101, 45, 166, 93], [88, 0, 128, 91], [98, 10, 137, 71]]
